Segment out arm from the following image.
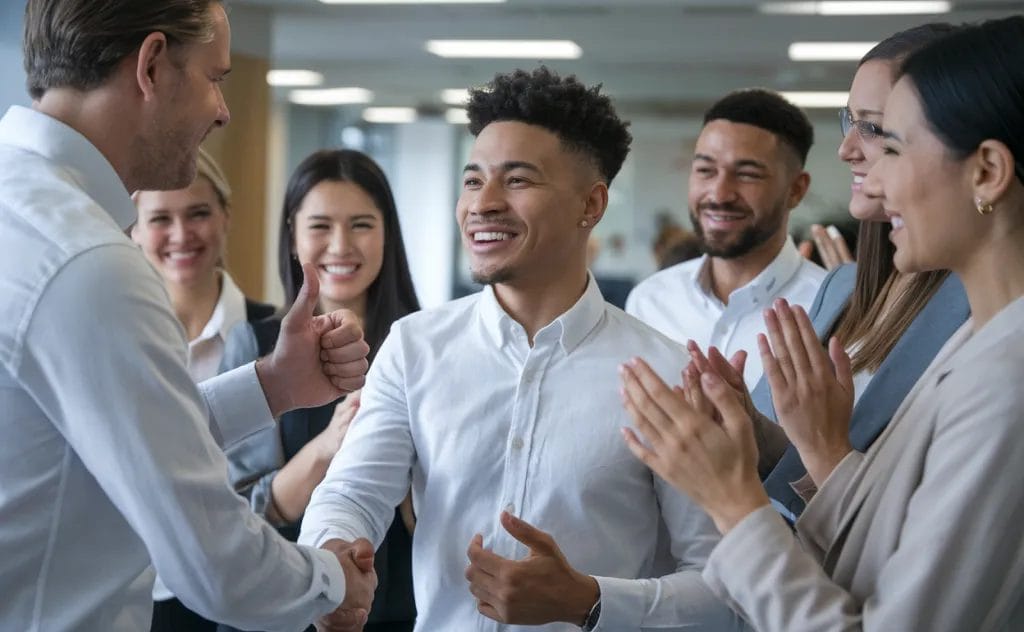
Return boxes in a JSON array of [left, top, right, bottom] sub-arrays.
[[704, 358, 1024, 631], [17, 246, 345, 631], [299, 326, 416, 551]]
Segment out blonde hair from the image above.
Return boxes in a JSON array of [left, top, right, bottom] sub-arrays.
[[196, 147, 231, 209]]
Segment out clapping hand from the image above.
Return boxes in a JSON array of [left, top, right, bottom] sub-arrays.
[[758, 299, 854, 486]]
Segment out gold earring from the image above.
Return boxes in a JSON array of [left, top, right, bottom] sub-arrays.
[[975, 197, 995, 215], [580, 219, 589, 228]]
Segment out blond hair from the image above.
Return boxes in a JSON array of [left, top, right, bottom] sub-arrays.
[[196, 147, 231, 210]]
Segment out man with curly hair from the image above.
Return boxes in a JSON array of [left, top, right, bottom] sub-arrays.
[[300, 67, 744, 631]]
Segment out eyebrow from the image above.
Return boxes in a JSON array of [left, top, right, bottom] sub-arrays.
[[304, 213, 379, 222], [882, 130, 903, 142], [693, 153, 768, 170], [463, 160, 543, 175], [854, 108, 884, 117]]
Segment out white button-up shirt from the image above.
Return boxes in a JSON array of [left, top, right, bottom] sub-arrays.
[[186, 270, 248, 383], [0, 106, 343, 632], [626, 238, 825, 388], [300, 277, 743, 631]]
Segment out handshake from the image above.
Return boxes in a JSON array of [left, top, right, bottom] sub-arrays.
[[316, 538, 379, 632]]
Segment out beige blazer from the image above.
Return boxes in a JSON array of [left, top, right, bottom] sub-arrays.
[[702, 296, 1024, 631]]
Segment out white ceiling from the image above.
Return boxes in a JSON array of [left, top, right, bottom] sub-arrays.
[[237, 0, 1021, 116]]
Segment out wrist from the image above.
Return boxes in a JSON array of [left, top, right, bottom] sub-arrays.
[[255, 356, 290, 417], [709, 487, 771, 534], [802, 443, 853, 488], [565, 573, 600, 626]]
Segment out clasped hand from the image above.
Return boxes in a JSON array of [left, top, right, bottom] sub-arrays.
[[316, 538, 378, 632]]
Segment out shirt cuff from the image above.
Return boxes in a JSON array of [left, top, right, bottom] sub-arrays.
[[198, 361, 275, 450], [591, 575, 643, 630], [307, 544, 347, 610], [789, 472, 818, 503]]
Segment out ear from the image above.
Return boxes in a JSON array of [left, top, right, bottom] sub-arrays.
[[786, 170, 812, 210], [582, 180, 609, 229], [134, 32, 172, 102], [972, 139, 1017, 206]]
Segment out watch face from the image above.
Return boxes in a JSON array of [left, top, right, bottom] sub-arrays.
[[583, 601, 601, 631]]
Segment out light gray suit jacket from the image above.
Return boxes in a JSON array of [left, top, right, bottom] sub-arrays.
[[702, 295, 1024, 631], [753, 264, 970, 517]]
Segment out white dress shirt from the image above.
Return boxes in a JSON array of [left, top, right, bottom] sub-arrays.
[[0, 106, 344, 632], [187, 270, 248, 383], [300, 277, 744, 631], [626, 238, 826, 388]]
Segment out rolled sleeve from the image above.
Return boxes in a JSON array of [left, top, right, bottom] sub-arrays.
[[198, 362, 274, 450]]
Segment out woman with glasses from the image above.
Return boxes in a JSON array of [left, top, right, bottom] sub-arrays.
[[622, 15, 1024, 629]]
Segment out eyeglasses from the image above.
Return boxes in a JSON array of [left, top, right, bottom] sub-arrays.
[[839, 107, 884, 141]]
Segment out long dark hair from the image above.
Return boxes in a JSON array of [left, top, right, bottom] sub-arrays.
[[832, 23, 956, 374], [278, 149, 419, 363]]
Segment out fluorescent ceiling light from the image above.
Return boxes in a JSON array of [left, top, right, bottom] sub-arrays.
[[426, 40, 582, 59], [363, 107, 418, 124], [322, 0, 503, 3], [788, 41, 877, 61], [289, 87, 374, 106], [445, 108, 470, 125], [780, 91, 850, 108], [267, 70, 323, 87], [441, 89, 470, 105], [761, 1, 951, 14]]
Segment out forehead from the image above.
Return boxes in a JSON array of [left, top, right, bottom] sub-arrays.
[[135, 177, 218, 212], [694, 119, 784, 164], [883, 77, 926, 134], [183, 4, 231, 67], [848, 59, 894, 114], [297, 180, 381, 217], [469, 121, 569, 169]]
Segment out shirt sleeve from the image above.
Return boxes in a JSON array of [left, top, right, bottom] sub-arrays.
[[16, 244, 344, 632], [590, 476, 750, 631], [198, 362, 275, 449], [299, 323, 415, 550]]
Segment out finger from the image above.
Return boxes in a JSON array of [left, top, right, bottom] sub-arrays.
[[349, 538, 376, 573], [620, 364, 668, 445], [792, 305, 830, 375], [762, 308, 795, 384], [829, 336, 855, 396], [329, 375, 366, 394], [476, 599, 503, 623], [322, 358, 370, 379], [728, 349, 747, 378], [701, 372, 756, 451], [621, 384, 665, 449], [827, 225, 854, 264], [797, 239, 814, 261], [319, 608, 368, 631], [773, 299, 813, 376], [683, 364, 712, 418], [282, 263, 320, 332], [466, 535, 509, 576], [333, 399, 360, 425], [686, 340, 711, 373], [317, 317, 365, 350], [621, 426, 660, 468], [708, 346, 745, 392], [500, 511, 559, 558], [758, 333, 788, 395], [320, 339, 372, 365], [811, 224, 837, 269]]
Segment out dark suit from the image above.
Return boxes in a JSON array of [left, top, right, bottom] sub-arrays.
[[751, 264, 970, 517]]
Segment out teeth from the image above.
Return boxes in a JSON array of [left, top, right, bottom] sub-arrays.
[[891, 217, 905, 229], [853, 175, 864, 184], [324, 264, 357, 275], [167, 251, 199, 261], [706, 213, 743, 222], [474, 232, 512, 242]]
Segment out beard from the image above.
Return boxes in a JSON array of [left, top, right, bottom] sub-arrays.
[[471, 265, 514, 285], [690, 201, 786, 259], [130, 117, 204, 192]]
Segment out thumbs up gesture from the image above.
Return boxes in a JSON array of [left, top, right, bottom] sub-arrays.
[[256, 263, 370, 417], [464, 511, 600, 626]]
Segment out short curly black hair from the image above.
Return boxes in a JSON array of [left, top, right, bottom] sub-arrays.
[[703, 89, 814, 166], [466, 66, 633, 184]]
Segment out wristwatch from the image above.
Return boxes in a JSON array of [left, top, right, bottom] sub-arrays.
[[580, 598, 601, 631]]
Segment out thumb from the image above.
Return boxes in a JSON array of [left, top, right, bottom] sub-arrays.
[[500, 511, 559, 558], [349, 538, 376, 573], [701, 371, 753, 441], [282, 262, 320, 331]]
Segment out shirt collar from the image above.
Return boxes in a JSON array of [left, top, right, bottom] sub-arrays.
[[194, 270, 247, 345], [0, 106, 136, 230], [692, 236, 805, 307], [478, 273, 606, 355]]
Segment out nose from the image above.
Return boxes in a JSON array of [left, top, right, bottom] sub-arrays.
[[837, 128, 862, 164], [327, 225, 350, 255], [169, 216, 189, 243], [214, 87, 231, 129], [708, 172, 738, 206], [466, 177, 507, 216]]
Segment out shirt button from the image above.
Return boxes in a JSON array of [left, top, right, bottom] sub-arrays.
[[511, 437, 524, 450]]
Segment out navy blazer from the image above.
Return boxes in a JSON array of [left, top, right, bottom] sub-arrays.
[[751, 264, 970, 517]]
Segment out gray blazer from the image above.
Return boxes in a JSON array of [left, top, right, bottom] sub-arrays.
[[704, 296, 1024, 631], [752, 264, 970, 516]]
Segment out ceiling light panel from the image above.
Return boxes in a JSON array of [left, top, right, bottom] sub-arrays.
[[788, 41, 878, 61], [426, 40, 582, 59]]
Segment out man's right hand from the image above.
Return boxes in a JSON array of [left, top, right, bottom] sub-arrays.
[[317, 538, 378, 632]]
